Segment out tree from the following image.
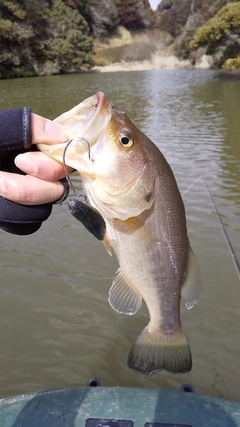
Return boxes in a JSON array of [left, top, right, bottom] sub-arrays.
[[45, 0, 94, 72], [0, 0, 37, 78], [69, 0, 93, 29], [190, 2, 240, 68]]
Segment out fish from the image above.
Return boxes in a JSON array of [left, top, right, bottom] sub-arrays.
[[38, 91, 202, 375]]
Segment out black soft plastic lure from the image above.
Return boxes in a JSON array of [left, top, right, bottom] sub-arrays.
[[63, 138, 106, 241], [67, 198, 106, 241]]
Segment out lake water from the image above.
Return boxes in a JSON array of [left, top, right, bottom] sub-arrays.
[[0, 69, 240, 402]]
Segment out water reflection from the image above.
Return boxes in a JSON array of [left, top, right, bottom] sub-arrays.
[[192, 77, 240, 205], [0, 70, 240, 401]]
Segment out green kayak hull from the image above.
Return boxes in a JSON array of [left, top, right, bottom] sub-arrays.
[[0, 387, 239, 427]]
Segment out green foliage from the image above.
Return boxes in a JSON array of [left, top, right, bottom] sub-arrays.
[[93, 56, 111, 66], [0, 0, 157, 78], [190, 2, 240, 53], [0, 1, 36, 78], [45, 0, 94, 72], [223, 54, 240, 69], [0, 0, 94, 78], [0, 0, 26, 19], [154, 0, 240, 64]]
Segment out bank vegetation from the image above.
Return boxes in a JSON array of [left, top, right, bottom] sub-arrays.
[[0, 0, 239, 79]]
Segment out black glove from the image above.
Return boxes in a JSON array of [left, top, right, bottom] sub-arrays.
[[0, 107, 68, 235]]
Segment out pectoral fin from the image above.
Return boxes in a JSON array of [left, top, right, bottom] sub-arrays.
[[108, 268, 142, 315], [181, 246, 202, 309]]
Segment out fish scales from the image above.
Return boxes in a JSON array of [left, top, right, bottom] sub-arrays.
[[38, 91, 202, 375]]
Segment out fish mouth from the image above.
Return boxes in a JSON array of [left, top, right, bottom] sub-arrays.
[[61, 91, 111, 148], [80, 91, 109, 141], [45, 91, 112, 170], [37, 92, 114, 176], [84, 91, 111, 142]]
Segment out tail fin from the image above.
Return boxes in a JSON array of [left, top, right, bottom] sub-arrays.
[[127, 326, 192, 375]]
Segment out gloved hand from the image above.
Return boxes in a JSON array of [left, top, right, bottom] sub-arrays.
[[0, 107, 69, 235]]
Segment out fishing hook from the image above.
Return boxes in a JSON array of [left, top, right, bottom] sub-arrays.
[[62, 136, 91, 198]]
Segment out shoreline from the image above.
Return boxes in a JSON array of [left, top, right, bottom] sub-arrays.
[[92, 54, 213, 73]]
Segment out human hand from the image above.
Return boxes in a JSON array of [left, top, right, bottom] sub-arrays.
[[0, 113, 70, 205], [0, 109, 71, 235]]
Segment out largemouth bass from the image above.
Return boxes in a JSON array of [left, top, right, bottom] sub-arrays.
[[38, 92, 202, 375]]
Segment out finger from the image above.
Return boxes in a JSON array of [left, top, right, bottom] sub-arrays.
[[15, 151, 72, 181], [0, 172, 64, 205], [31, 113, 69, 145]]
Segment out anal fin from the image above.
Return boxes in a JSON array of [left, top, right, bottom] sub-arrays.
[[108, 268, 142, 315]]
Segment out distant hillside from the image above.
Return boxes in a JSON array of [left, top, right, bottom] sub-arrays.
[[0, 0, 154, 79], [155, 0, 219, 37], [0, 0, 239, 79], [155, 0, 240, 68]]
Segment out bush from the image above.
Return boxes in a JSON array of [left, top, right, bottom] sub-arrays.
[[93, 56, 111, 66], [223, 54, 240, 70], [190, 2, 240, 53], [45, 0, 94, 72]]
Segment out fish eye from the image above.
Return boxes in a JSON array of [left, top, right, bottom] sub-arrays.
[[119, 133, 133, 147]]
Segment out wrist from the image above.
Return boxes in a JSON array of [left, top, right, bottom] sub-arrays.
[[0, 107, 32, 152]]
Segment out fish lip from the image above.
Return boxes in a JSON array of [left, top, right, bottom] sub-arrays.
[[95, 91, 105, 115], [96, 91, 104, 106], [83, 91, 110, 141], [96, 91, 114, 124], [81, 91, 108, 136]]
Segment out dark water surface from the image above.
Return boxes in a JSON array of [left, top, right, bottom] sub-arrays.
[[0, 70, 240, 401]]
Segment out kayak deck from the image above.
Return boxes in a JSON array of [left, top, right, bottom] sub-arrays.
[[0, 386, 239, 427]]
